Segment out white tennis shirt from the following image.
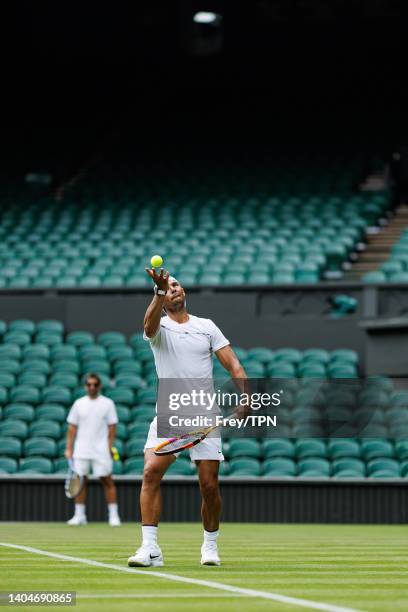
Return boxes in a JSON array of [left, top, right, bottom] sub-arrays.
[[67, 394, 118, 459], [144, 314, 229, 379]]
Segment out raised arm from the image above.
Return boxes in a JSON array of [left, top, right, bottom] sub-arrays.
[[143, 267, 170, 338]]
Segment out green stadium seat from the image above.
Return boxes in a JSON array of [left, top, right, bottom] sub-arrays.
[[54, 458, 69, 473], [79, 345, 107, 361], [106, 388, 134, 405], [131, 406, 155, 422], [67, 331, 94, 347], [112, 460, 123, 475], [113, 359, 143, 376], [327, 439, 360, 459], [246, 348, 275, 363], [9, 320, 36, 335], [302, 349, 330, 364], [261, 438, 294, 459], [23, 437, 56, 458], [137, 388, 157, 404], [360, 439, 394, 461], [80, 360, 110, 375], [52, 360, 80, 375], [98, 332, 126, 347], [0, 457, 18, 473], [0, 436, 22, 458], [0, 373, 16, 389], [35, 404, 66, 423], [297, 458, 330, 477], [114, 422, 128, 441], [51, 346, 77, 361], [331, 458, 365, 477], [29, 420, 61, 439], [127, 422, 150, 438], [56, 438, 67, 456], [330, 349, 359, 364], [9, 385, 40, 404], [228, 439, 261, 459], [363, 271, 388, 284], [0, 344, 21, 360], [262, 457, 296, 476], [115, 374, 144, 390], [36, 320, 64, 334], [123, 457, 144, 474], [21, 360, 50, 376], [389, 391, 408, 407], [294, 439, 327, 459], [367, 458, 400, 478], [395, 440, 408, 461], [3, 331, 31, 346], [107, 345, 133, 361], [228, 458, 262, 476], [36, 332, 63, 346], [0, 419, 28, 439], [125, 437, 146, 457], [19, 457, 53, 474], [115, 405, 131, 423], [165, 460, 195, 476], [18, 373, 47, 388], [41, 386, 72, 405], [49, 373, 77, 389], [4, 404, 34, 422]]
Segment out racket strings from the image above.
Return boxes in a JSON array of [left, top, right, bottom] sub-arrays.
[[158, 432, 204, 453]]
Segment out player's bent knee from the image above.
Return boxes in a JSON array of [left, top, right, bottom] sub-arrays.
[[143, 462, 167, 485]]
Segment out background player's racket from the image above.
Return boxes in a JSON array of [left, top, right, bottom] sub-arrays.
[[64, 459, 85, 499]]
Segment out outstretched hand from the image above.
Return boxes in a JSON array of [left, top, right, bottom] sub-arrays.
[[145, 267, 170, 292]]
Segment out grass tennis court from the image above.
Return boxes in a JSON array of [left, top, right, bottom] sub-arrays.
[[0, 523, 407, 611]]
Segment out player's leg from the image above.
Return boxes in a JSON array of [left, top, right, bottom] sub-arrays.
[[140, 449, 175, 525], [197, 459, 221, 531], [190, 436, 223, 566], [67, 459, 89, 525], [100, 475, 121, 526], [128, 417, 175, 567], [94, 455, 121, 526]]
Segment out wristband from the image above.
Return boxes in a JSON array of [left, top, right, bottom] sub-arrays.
[[154, 285, 166, 296]]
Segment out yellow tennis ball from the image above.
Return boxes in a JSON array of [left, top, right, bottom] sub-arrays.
[[151, 255, 163, 268]]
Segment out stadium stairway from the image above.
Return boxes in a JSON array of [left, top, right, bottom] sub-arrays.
[[345, 203, 408, 281]]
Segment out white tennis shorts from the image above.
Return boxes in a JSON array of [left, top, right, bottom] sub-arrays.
[[73, 457, 113, 477], [144, 417, 224, 461]]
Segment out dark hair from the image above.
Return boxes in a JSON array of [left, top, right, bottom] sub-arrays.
[[85, 372, 101, 386]]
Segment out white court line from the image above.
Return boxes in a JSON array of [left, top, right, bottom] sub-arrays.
[[0, 542, 363, 612]]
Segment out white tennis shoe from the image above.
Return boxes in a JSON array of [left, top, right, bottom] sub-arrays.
[[201, 541, 221, 566], [67, 515, 87, 526], [109, 515, 121, 527], [128, 544, 164, 567]]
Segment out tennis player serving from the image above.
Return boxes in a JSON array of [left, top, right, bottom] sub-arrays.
[[128, 267, 247, 567]]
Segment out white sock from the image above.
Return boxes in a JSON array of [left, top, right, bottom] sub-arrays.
[[75, 504, 86, 518], [204, 529, 219, 544], [108, 503, 119, 517], [142, 525, 158, 546]]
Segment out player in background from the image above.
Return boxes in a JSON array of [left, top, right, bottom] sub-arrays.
[[65, 373, 121, 526], [128, 269, 247, 567]]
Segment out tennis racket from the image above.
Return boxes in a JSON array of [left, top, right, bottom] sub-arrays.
[[154, 417, 235, 456], [64, 459, 85, 499]]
